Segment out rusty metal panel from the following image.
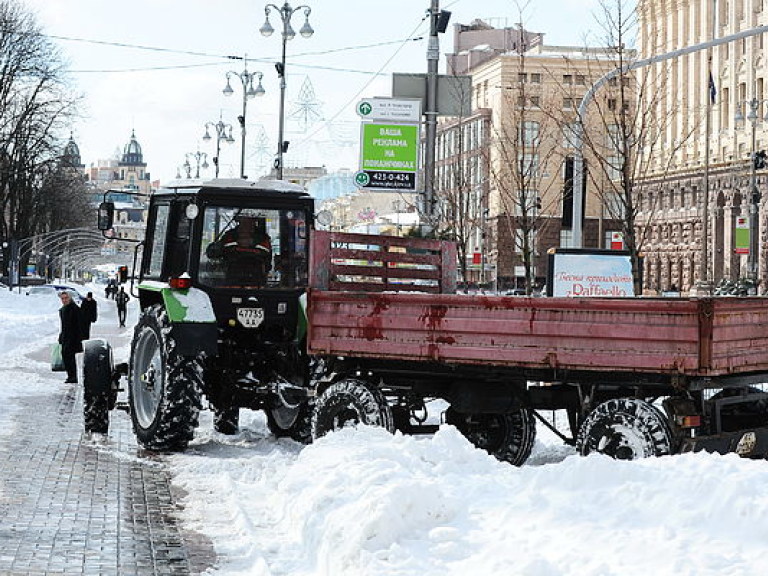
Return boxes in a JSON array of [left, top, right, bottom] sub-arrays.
[[307, 292, 713, 375], [708, 298, 768, 374]]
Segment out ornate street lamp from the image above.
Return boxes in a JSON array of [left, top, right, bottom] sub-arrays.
[[260, 1, 314, 180], [202, 120, 235, 178], [223, 60, 265, 179], [185, 151, 209, 179]]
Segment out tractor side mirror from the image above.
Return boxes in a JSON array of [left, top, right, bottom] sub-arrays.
[[98, 202, 115, 231]]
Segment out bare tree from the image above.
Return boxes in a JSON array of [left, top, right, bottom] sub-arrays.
[[487, 6, 559, 295], [560, 0, 699, 294], [434, 63, 484, 285], [0, 0, 82, 252]]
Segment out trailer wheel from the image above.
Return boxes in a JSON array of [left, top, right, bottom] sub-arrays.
[[577, 398, 673, 460], [267, 402, 313, 444], [312, 379, 394, 439], [129, 305, 203, 451], [445, 408, 537, 466], [83, 339, 113, 434], [213, 407, 239, 435]]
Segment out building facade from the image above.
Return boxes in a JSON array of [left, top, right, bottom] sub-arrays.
[[638, 0, 768, 291], [439, 21, 627, 289]]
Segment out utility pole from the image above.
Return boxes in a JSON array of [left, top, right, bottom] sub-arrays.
[[424, 0, 440, 220]]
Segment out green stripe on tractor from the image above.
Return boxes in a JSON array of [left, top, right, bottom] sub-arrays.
[[138, 283, 216, 324]]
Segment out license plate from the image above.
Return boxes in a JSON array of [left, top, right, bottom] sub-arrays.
[[236, 307, 264, 328]]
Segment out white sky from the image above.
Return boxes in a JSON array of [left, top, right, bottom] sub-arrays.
[[23, 0, 607, 184]]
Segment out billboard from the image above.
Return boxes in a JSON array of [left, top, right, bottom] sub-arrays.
[[547, 249, 637, 297]]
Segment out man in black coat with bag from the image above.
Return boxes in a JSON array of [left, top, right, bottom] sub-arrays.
[[58, 291, 83, 384]]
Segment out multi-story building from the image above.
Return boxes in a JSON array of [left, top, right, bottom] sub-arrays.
[[85, 131, 153, 257], [440, 20, 628, 289], [637, 0, 768, 292]]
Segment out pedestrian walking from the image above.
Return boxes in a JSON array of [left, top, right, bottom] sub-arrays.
[[79, 291, 98, 339], [58, 291, 83, 383], [116, 286, 130, 327]]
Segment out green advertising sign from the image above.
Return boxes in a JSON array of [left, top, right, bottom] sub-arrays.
[[735, 216, 750, 254], [359, 123, 419, 191]]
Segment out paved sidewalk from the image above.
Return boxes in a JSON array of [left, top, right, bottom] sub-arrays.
[[0, 317, 216, 575]]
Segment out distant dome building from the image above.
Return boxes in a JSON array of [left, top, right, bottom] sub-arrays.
[[119, 129, 146, 169], [115, 130, 150, 190], [62, 133, 84, 170]]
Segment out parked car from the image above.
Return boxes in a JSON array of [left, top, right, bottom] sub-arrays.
[[26, 284, 85, 303]]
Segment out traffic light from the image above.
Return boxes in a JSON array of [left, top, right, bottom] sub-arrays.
[[753, 150, 767, 169], [118, 265, 128, 283]]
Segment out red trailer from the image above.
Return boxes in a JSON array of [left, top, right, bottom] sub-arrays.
[[307, 231, 768, 465]]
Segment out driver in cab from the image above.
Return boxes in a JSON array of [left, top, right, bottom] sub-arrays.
[[209, 215, 272, 285]]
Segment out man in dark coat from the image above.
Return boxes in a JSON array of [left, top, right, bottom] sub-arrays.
[[79, 291, 98, 339], [58, 291, 83, 383], [116, 286, 130, 327]]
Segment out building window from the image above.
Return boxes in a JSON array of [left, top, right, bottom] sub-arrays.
[[521, 121, 540, 146], [563, 97, 576, 110], [530, 73, 542, 83], [518, 72, 527, 83], [607, 98, 617, 111], [563, 74, 573, 85], [563, 122, 579, 149], [560, 228, 575, 248], [518, 154, 539, 177], [576, 74, 586, 85]]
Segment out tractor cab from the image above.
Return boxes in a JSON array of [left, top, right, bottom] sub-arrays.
[[92, 178, 328, 450]]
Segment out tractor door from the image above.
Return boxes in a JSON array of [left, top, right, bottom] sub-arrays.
[[141, 199, 192, 282]]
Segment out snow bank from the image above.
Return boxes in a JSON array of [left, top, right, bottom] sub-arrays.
[[172, 420, 768, 576]]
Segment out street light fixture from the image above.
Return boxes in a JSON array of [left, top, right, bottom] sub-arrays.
[[202, 120, 235, 178], [185, 151, 209, 179], [260, 1, 314, 180], [223, 60, 265, 179], [734, 96, 768, 288]]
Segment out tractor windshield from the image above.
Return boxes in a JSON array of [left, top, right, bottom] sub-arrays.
[[198, 206, 308, 289]]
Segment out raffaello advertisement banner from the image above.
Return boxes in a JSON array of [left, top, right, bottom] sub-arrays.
[[547, 249, 638, 297]]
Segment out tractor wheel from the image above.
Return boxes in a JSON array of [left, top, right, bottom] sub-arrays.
[[213, 406, 240, 435], [312, 379, 394, 439], [445, 408, 537, 466], [129, 305, 203, 451], [267, 402, 313, 444], [577, 398, 673, 460], [82, 339, 113, 434]]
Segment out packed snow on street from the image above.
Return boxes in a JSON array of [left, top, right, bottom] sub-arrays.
[[1, 285, 767, 576]]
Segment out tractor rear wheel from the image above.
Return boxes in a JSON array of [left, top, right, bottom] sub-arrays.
[[129, 305, 203, 451]]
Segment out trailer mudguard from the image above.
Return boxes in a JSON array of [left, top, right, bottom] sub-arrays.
[[137, 282, 218, 357]]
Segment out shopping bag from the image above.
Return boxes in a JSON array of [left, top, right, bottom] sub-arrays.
[[51, 343, 65, 372]]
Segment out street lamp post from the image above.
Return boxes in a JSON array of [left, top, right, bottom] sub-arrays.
[[734, 96, 768, 287], [202, 120, 235, 178], [223, 61, 265, 179], [185, 151, 209, 179], [260, 1, 314, 180]]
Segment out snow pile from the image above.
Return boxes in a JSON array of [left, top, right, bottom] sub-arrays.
[[172, 419, 768, 576], [0, 288, 64, 436]]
